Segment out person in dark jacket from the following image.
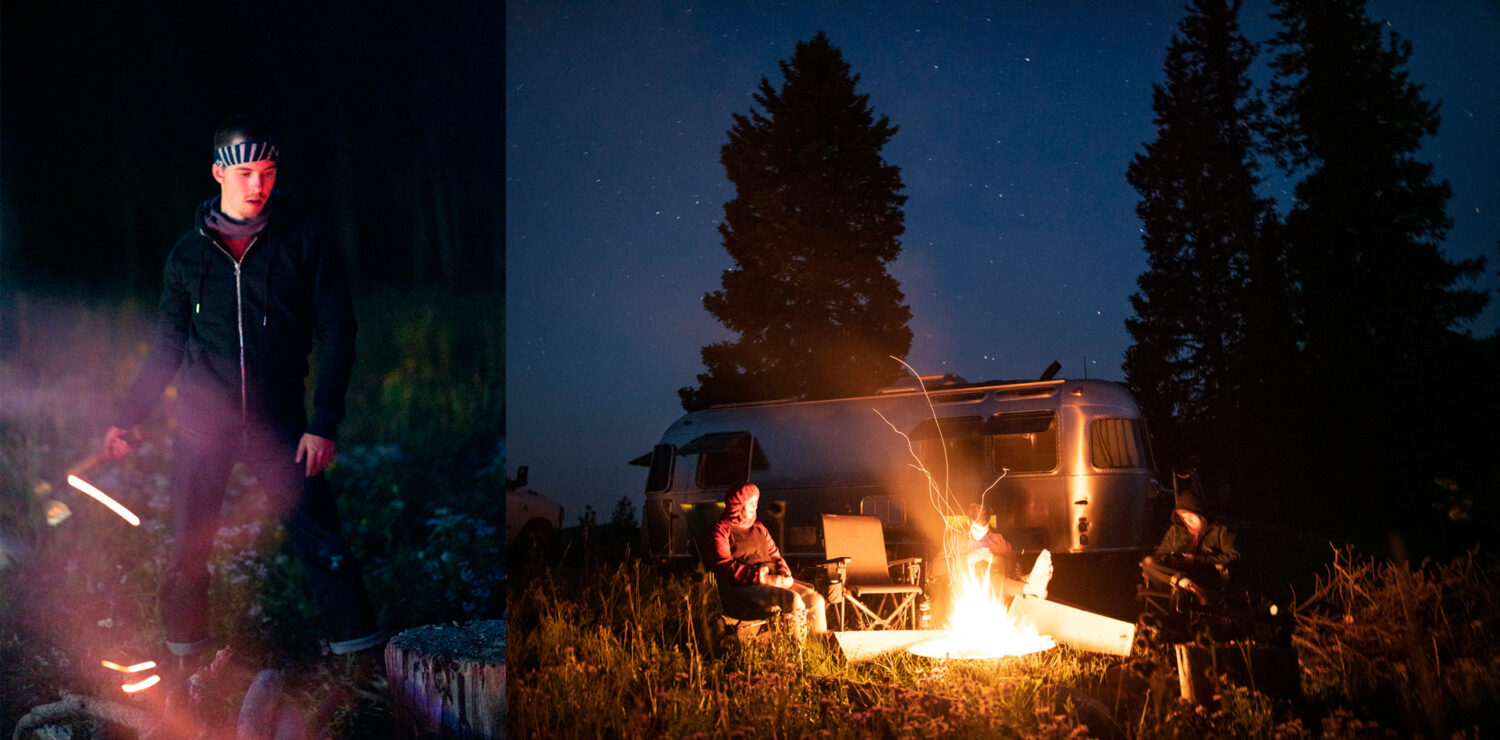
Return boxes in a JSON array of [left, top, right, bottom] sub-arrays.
[[100, 114, 381, 665], [1140, 490, 1239, 603], [707, 483, 827, 635]]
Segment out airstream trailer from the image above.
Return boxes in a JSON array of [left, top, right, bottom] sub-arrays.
[[635, 375, 1158, 568]]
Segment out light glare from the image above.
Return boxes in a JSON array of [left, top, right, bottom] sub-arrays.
[[66, 475, 141, 526], [121, 674, 161, 693]]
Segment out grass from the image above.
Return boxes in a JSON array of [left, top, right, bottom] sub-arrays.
[[0, 288, 501, 737], [507, 538, 1500, 738]]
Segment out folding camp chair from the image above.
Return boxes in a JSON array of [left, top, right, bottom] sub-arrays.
[[820, 514, 923, 631]]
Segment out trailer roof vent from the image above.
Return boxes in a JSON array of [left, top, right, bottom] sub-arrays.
[[993, 387, 1059, 401], [878, 373, 969, 393]]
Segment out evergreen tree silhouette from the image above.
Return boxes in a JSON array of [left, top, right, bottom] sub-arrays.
[[1270, 0, 1487, 539], [680, 32, 912, 410], [1125, 0, 1293, 516]]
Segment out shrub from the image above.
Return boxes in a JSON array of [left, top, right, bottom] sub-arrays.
[[1293, 546, 1500, 735]]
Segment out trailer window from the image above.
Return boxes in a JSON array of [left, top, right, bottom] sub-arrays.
[[861, 495, 908, 527], [912, 416, 985, 487], [698, 451, 741, 489], [645, 444, 674, 493], [1092, 418, 1146, 469], [988, 410, 1058, 474], [680, 432, 770, 489]]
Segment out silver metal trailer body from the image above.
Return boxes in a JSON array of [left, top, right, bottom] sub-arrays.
[[638, 378, 1155, 566]]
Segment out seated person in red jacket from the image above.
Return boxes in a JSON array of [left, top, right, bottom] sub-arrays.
[[708, 483, 827, 634], [1140, 490, 1239, 603]]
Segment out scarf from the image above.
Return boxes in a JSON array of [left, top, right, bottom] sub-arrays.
[[203, 196, 272, 241]]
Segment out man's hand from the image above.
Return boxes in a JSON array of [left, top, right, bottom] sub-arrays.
[[1178, 577, 1208, 604], [103, 427, 138, 460], [295, 433, 337, 477]]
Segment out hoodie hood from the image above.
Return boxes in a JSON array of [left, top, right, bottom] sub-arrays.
[[1173, 490, 1206, 517], [723, 483, 759, 526]]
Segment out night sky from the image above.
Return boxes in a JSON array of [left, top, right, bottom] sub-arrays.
[[506, 1, 1500, 524]]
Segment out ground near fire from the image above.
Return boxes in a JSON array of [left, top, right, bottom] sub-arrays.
[[506, 493, 1500, 738], [0, 291, 503, 738]]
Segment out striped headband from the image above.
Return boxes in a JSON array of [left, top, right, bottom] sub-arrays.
[[214, 140, 279, 167]]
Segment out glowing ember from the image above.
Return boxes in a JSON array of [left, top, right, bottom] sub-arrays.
[[66, 475, 141, 526], [102, 659, 157, 673], [121, 674, 162, 693]]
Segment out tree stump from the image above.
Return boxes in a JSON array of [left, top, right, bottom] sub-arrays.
[[385, 620, 505, 739]]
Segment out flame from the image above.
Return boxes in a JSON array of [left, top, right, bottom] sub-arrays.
[[102, 659, 157, 673], [66, 475, 141, 526], [121, 674, 162, 693]]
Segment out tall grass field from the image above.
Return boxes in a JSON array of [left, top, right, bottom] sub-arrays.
[[507, 534, 1499, 738]]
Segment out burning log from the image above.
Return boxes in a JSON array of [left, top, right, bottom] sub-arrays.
[[385, 620, 505, 739], [1008, 596, 1136, 656], [831, 629, 942, 663]]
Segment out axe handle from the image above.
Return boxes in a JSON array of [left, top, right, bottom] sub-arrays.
[[66, 450, 110, 478]]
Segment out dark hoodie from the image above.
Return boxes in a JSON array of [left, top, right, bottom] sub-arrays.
[[112, 194, 356, 440], [708, 483, 791, 587], [1154, 491, 1239, 566]]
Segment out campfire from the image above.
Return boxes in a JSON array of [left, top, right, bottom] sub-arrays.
[[909, 550, 1056, 660]]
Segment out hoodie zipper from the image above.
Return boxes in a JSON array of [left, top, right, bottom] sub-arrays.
[[203, 231, 259, 429]]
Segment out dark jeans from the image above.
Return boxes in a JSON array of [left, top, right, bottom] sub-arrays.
[[162, 426, 381, 656]]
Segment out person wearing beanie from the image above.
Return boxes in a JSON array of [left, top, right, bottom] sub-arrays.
[[707, 482, 828, 635], [1140, 488, 1239, 603], [98, 114, 382, 674]]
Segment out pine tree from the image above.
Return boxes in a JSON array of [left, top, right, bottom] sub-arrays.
[[1269, 0, 1488, 538], [1124, 0, 1289, 513], [680, 32, 912, 410]]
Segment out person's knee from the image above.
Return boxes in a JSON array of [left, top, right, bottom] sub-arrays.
[[771, 589, 797, 613]]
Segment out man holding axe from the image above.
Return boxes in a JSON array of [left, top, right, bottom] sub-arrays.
[[101, 114, 381, 671]]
